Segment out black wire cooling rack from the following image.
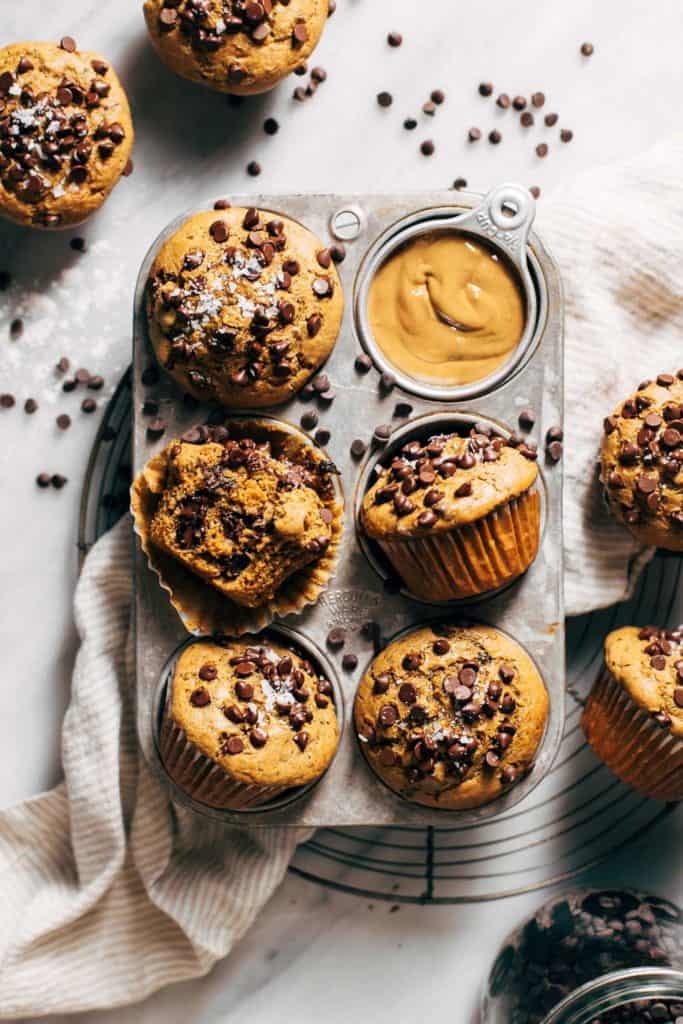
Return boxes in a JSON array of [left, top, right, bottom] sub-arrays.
[[79, 368, 681, 904]]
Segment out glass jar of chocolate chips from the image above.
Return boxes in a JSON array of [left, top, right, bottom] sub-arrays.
[[482, 889, 683, 1024]]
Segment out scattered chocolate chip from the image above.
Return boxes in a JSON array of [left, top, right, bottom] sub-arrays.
[[24, 398, 38, 414], [0, 393, 15, 409], [373, 424, 392, 445], [518, 408, 535, 430], [420, 139, 435, 155], [377, 91, 393, 108], [580, 41, 594, 56], [81, 398, 97, 413], [488, 129, 502, 144], [422, 101, 436, 116], [520, 111, 534, 127], [60, 36, 77, 52], [512, 95, 527, 110], [478, 82, 493, 97], [146, 418, 166, 439], [531, 91, 545, 107], [496, 93, 510, 109], [263, 117, 279, 136], [9, 318, 23, 340], [468, 127, 482, 142], [315, 428, 331, 446], [529, 186, 541, 199], [453, 177, 468, 190], [56, 413, 71, 430], [547, 441, 563, 462], [246, 161, 261, 177], [544, 112, 559, 126], [350, 438, 367, 459], [51, 474, 68, 489], [560, 128, 573, 143], [536, 142, 549, 157], [36, 473, 51, 488], [342, 653, 358, 671], [327, 627, 346, 649], [403, 117, 417, 130], [190, 686, 211, 707], [387, 31, 403, 47], [355, 353, 373, 373]]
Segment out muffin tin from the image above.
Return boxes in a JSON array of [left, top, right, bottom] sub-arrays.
[[132, 185, 564, 826]]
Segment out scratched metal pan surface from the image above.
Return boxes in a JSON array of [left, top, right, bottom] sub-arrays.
[[132, 186, 564, 827]]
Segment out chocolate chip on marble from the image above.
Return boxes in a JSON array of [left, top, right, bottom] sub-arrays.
[[147, 418, 166, 439], [56, 413, 71, 430], [518, 408, 535, 430], [350, 438, 367, 459], [403, 117, 417, 130], [387, 31, 403, 46], [327, 627, 346, 649], [51, 474, 68, 489], [377, 91, 393, 108], [342, 653, 358, 672], [488, 130, 502, 144], [373, 424, 392, 446], [420, 139, 435, 155], [355, 353, 373, 373], [300, 410, 318, 431], [315, 428, 331, 446], [478, 82, 494, 96], [468, 127, 482, 142], [580, 41, 594, 56]]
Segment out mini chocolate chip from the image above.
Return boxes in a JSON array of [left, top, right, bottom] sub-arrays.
[[536, 142, 549, 157], [342, 653, 358, 672], [350, 438, 367, 459], [488, 130, 501, 144], [580, 42, 594, 56], [51, 474, 68, 489], [468, 127, 482, 142], [478, 82, 494, 96], [560, 128, 573, 143], [81, 398, 96, 413], [56, 413, 71, 430], [518, 408, 535, 430], [246, 160, 261, 177], [373, 424, 392, 445], [327, 627, 346, 649], [387, 31, 403, 46], [420, 139, 435, 155], [190, 687, 211, 707], [404, 117, 417, 130], [531, 91, 545, 107], [377, 91, 393, 108], [300, 410, 318, 430], [355, 353, 373, 373]]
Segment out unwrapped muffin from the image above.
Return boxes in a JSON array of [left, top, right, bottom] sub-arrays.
[[354, 623, 548, 810], [600, 372, 683, 550], [582, 624, 683, 801], [146, 207, 343, 408], [160, 635, 339, 809], [143, 0, 330, 95], [361, 426, 540, 601], [131, 420, 343, 633], [0, 40, 133, 229]]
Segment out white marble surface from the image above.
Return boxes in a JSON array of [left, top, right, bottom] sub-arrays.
[[1, 0, 682, 1020]]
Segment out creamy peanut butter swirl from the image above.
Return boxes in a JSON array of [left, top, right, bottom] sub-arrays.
[[367, 233, 525, 386]]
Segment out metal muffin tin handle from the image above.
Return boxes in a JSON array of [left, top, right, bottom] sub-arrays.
[[354, 183, 541, 403]]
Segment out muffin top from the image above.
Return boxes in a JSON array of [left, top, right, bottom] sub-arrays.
[[601, 373, 683, 550], [148, 425, 339, 608], [0, 41, 133, 229], [143, 0, 329, 95], [354, 623, 549, 810], [169, 637, 339, 787], [146, 207, 343, 408], [361, 428, 539, 540], [605, 625, 683, 738]]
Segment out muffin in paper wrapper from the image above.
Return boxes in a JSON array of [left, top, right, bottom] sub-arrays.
[[582, 665, 683, 802], [376, 489, 540, 602], [131, 417, 344, 636]]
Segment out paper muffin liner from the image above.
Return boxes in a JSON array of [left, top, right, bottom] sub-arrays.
[[375, 488, 540, 602], [582, 665, 683, 801], [159, 716, 288, 810], [130, 417, 344, 636]]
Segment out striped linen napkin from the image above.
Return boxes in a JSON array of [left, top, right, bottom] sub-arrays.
[[1, 139, 682, 1014]]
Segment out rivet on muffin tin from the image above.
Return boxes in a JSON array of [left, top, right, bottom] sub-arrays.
[[150, 626, 346, 821], [353, 409, 548, 607], [354, 184, 546, 402]]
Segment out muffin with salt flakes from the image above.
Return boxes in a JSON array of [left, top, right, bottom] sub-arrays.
[[160, 636, 339, 809], [600, 372, 683, 550], [354, 622, 548, 810], [582, 624, 683, 801], [360, 426, 540, 601], [0, 41, 133, 229], [143, 0, 330, 95], [146, 206, 343, 408]]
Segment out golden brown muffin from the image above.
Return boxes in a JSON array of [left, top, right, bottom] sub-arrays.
[[361, 427, 540, 601], [0, 41, 133, 229], [147, 426, 337, 606], [600, 372, 683, 551], [160, 636, 339, 808], [146, 207, 343, 408], [143, 0, 329, 95], [582, 624, 683, 801], [354, 623, 548, 810]]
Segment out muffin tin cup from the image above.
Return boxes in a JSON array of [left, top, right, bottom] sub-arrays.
[[353, 409, 547, 605], [130, 415, 344, 636], [582, 666, 683, 802], [133, 188, 564, 826], [151, 627, 345, 821]]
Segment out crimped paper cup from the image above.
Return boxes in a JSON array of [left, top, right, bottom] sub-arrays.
[[130, 417, 344, 636], [159, 716, 288, 810], [582, 665, 683, 801], [376, 489, 540, 602]]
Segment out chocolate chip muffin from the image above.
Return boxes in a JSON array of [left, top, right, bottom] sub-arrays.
[[354, 623, 548, 810], [601, 372, 683, 550], [160, 636, 339, 808], [146, 207, 343, 408], [143, 0, 330, 95], [131, 419, 343, 633], [582, 624, 683, 801], [0, 40, 133, 229], [360, 426, 540, 601]]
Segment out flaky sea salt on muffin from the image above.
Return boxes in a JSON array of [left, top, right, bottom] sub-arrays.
[[143, 0, 330, 95], [582, 624, 683, 801], [131, 420, 343, 633], [600, 372, 683, 550], [0, 40, 133, 229], [160, 636, 339, 809], [146, 206, 343, 408], [354, 622, 548, 810], [361, 427, 540, 601]]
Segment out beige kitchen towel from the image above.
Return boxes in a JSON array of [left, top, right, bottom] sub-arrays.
[[540, 135, 683, 615], [0, 517, 307, 1018]]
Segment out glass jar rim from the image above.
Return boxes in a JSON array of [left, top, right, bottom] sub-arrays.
[[542, 967, 683, 1024]]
